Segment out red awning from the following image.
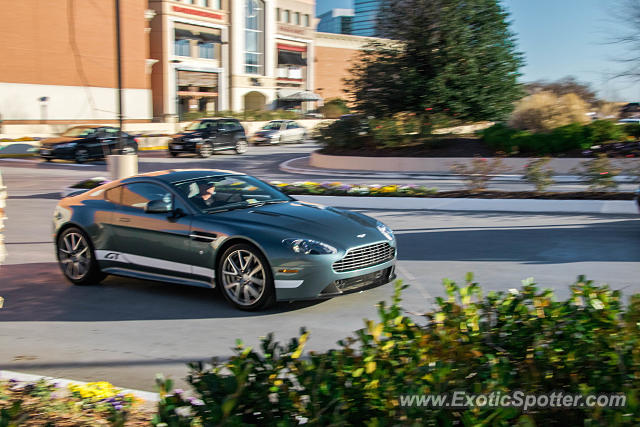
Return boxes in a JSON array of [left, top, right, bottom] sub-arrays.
[[277, 43, 307, 52]]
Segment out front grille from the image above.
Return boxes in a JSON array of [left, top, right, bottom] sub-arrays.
[[333, 242, 395, 273]]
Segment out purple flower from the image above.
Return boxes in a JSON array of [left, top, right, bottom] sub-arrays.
[[320, 182, 332, 188], [174, 388, 184, 395], [115, 404, 123, 411], [338, 185, 351, 191]]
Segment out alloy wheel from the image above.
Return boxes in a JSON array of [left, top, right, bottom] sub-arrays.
[[58, 232, 91, 280], [199, 142, 213, 158], [235, 140, 248, 154], [221, 249, 266, 306]]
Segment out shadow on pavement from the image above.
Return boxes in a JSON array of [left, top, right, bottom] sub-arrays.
[[0, 263, 325, 322], [395, 219, 640, 263]]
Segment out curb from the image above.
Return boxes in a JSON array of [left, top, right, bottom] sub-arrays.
[[0, 370, 160, 402], [294, 195, 640, 215], [280, 156, 638, 183]]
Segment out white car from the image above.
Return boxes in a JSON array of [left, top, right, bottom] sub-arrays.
[[251, 120, 307, 145]]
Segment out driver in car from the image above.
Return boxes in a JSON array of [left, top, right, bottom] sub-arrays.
[[196, 181, 217, 208]]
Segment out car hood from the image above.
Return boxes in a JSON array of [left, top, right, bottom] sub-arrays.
[[173, 131, 206, 139], [40, 137, 81, 146], [201, 201, 387, 249]]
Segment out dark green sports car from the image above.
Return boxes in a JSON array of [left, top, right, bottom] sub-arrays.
[[53, 170, 397, 310]]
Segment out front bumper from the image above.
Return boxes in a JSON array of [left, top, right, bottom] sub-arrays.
[[39, 147, 75, 160], [273, 250, 397, 301], [169, 140, 197, 153]]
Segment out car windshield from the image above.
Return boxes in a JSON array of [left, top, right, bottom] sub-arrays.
[[185, 120, 212, 131], [262, 121, 283, 130], [173, 175, 292, 213], [61, 127, 98, 137]]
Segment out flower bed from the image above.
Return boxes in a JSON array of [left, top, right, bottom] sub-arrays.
[[0, 379, 152, 426], [270, 181, 438, 197]]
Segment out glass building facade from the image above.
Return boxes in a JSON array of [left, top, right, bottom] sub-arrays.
[[317, 9, 354, 35], [352, 0, 380, 37]]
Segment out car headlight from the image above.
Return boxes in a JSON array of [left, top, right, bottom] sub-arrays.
[[377, 222, 394, 241], [282, 238, 337, 255]]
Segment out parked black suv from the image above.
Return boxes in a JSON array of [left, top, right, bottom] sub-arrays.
[[169, 118, 249, 157], [39, 126, 138, 163]]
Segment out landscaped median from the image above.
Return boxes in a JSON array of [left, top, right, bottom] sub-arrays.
[[2, 277, 638, 425]]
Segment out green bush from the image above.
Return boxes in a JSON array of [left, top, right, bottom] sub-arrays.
[[154, 277, 640, 426], [586, 120, 626, 145], [316, 115, 373, 150], [480, 122, 519, 153], [320, 98, 351, 119], [482, 121, 625, 155], [623, 123, 640, 139]]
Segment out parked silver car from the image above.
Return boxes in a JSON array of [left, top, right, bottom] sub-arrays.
[[251, 120, 307, 145]]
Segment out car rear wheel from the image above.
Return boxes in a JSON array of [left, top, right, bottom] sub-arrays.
[[217, 243, 275, 311], [235, 139, 248, 154], [198, 142, 214, 158], [56, 227, 106, 286], [121, 145, 136, 155], [169, 151, 178, 157], [74, 149, 89, 163]]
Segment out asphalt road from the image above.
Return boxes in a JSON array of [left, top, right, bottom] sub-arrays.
[[1, 142, 636, 192], [1, 146, 639, 391]]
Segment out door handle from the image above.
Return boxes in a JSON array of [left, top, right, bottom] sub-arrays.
[[118, 217, 131, 223]]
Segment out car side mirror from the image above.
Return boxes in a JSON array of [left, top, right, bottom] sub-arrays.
[[145, 199, 173, 213]]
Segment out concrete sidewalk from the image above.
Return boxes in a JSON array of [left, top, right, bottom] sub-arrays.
[[281, 155, 639, 183], [295, 195, 640, 215]]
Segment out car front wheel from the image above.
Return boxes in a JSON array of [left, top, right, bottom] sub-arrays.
[[74, 148, 89, 163], [198, 142, 214, 158], [217, 243, 275, 310], [56, 227, 106, 286], [235, 139, 248, 154]]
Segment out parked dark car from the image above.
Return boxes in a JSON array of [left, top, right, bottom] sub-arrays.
[[39, 126, 138, 163], [169, 118, 248, 158]]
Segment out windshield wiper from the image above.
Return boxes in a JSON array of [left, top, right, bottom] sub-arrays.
[[252, 200, 288, 206]]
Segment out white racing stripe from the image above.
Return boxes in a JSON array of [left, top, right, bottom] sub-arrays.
[[95, 250, 215, 278]]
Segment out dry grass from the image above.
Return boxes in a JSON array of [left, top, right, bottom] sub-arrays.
[[509, 91, 590, 132]]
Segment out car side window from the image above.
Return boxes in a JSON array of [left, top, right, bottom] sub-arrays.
[[286, 122, 298, 129], [121, 183, 174, 211], [104, 128, 119, 137], [219, 120, 238, 131], [104, 186, 123, 204]]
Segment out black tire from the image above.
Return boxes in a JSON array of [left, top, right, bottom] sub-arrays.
[[235, 139, 248, 154], [169, 151, 178, 157], [198, 142, 214, 158], [74, 148, 89, 163], [217, 243, 275, 311], [56, 227, 106, 286], [44, 157, 52, 162]]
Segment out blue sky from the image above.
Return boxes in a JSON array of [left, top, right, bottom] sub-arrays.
[[315, 0, 639, 101]]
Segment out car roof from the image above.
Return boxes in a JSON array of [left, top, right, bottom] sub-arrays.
[[197, 117, 239, 121], [120, 169, 244, 185]]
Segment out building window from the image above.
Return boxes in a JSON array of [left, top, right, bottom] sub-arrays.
[[198, 42, 214, 59], [283, 9, 290, 23], [211, 0, 221, 8], [303, 14, 310, 27], [174, 38, 191, 57], [276, 7, 281, 21], [245, 0, 264, 75], [202, 0, 209, 6], [294, 12, 300, 25]]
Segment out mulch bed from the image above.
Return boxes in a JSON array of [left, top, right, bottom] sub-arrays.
[[288, 190, 637, 200], [320, 137, 587, 158]]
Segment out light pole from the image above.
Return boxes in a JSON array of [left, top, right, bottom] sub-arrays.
[[108, 0, 138, 179], [115, 0, 124, 153]]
